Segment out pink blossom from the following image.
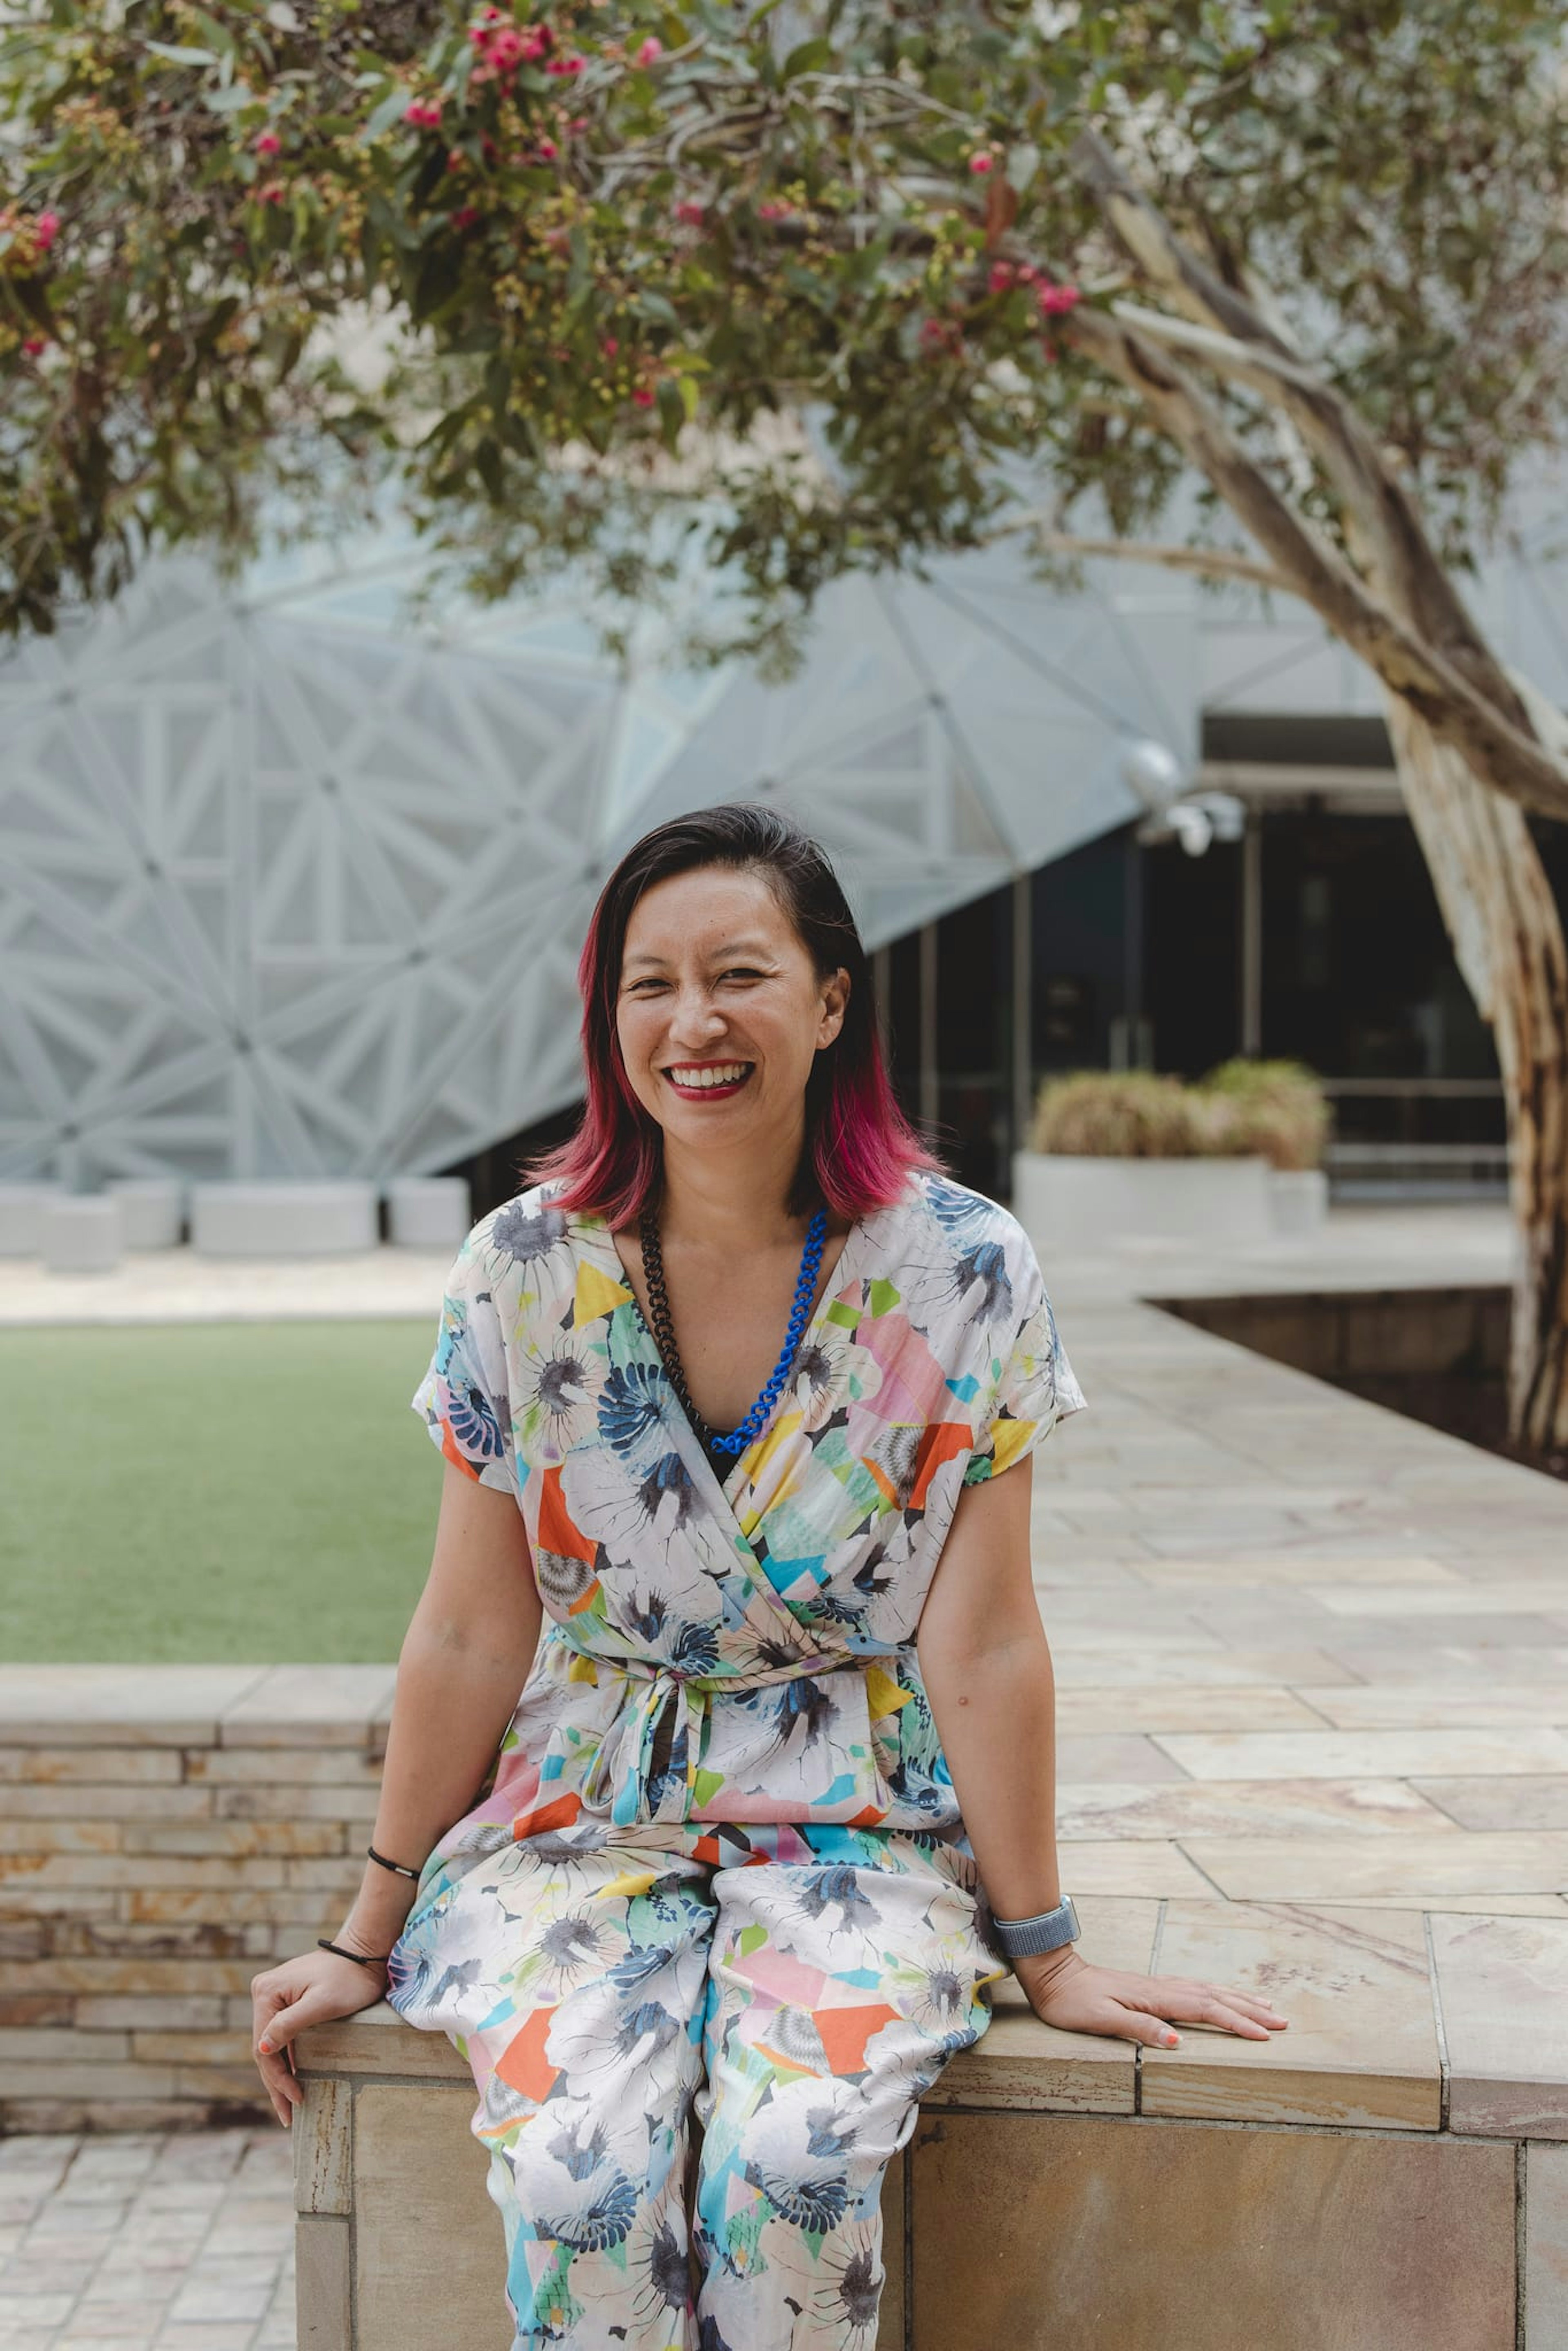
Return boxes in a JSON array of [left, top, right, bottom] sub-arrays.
[[566, 116, 588, 131], [635, 36, 661, 65], [675, 200, 705, 225], [757, 200, 794, 221], [254, 130, 281, 157], [1016, 263, 1038, 284], [918, 317, 961, 355], [447, 147, 466, 169], [404, 100, 442, 128], [451, 204, 480, 230], [258, 181, 286, 204], [987, 261, 1015, 294], [536, 137, 558, 159], [631, 385, 655, 407], [1036, 282, 1081, 316], [35, 211, 61, 249], [545, 52, 585, 74], [22, 335, 47, 355], [488, 26, 523, 65], [520, 25, 552, 58], [969, 152, 994, 175], [601, 335, 618, 356]]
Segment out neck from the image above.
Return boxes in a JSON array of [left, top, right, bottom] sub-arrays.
[[657, 1125, 811, 1251]]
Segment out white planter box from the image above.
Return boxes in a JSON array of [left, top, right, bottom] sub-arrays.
[[41, 1195, 123, 1275], [191, 1181, 379, 1258], [1011, 1151, 1273, 1250], [0, 1184, 64, 1256], [386, 1176, 472, 1249], [1268, 1167, 1328, 1239], [103, 1177, 185, 1250]]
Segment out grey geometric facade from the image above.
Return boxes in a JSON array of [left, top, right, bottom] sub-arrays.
[[3, 475, 1566, 1191]]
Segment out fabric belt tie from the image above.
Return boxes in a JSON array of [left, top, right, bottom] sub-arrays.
[[576, 1647, 851, 1829]]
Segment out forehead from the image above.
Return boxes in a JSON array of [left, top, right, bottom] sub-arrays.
[[621, 864, 799, 961]]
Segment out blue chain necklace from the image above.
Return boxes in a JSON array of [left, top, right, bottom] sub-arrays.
[[639, 1203, 828, 1457]]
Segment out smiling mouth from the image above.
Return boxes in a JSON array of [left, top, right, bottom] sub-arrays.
[[662, 1061, 755, 1095]]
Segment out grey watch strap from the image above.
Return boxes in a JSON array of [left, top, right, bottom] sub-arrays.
[[991, 1892, 1080, 1958]]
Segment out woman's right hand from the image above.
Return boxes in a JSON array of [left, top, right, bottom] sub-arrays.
[[250, 1946, 392, 2127]]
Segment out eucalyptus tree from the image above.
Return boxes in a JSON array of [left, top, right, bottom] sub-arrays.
[[7, 0, 1568, 1451]]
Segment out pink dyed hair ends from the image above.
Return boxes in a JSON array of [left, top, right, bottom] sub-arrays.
[[527, 804, 942, 1226]]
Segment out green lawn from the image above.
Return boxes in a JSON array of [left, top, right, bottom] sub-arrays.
[[0, 1320, 448, 1662]]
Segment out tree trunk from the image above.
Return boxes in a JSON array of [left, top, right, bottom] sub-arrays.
[[1383, 698, 1568, 1460]]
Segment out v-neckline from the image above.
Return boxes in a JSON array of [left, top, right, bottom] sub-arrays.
[[580, 1204, 873, 1497]]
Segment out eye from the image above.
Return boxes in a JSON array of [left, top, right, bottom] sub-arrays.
[[720, 966, 764, 983]]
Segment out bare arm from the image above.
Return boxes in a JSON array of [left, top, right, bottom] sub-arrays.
[[918, 1459, 1289, 2050], [250, 1460, 542, 2121], [332, 1459, 544, 1954]]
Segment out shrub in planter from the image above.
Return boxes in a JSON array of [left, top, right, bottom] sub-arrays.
[[1029, 1071, 1225, 1159], [1199, 1059, 1331, 1172]]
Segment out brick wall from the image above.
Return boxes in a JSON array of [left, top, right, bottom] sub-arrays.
[[0, 1666, 401, 2133]]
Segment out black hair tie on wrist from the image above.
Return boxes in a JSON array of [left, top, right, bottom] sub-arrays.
[[317, 1936, 391, 1970], [366, 1843, 421, 1881]]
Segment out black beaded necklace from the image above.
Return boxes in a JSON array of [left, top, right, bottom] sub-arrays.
[[638, 1201, 827, 1458]]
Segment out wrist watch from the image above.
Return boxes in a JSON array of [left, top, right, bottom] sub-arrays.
[[990, 1892, 1080, 1959]]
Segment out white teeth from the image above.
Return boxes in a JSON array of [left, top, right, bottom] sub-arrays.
[[666, 1063, 750, 1089]]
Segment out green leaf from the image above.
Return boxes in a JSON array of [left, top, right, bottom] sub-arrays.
[[1006, 142, 1040, 195], [678, 372, 699, 421], [143, 40, 219, 66], [782, 35, 835, 79], [656, 375, 685, 448], [475, 437, 504, 504], [364, 85, 411, 139], [633, 290, 681, 328]]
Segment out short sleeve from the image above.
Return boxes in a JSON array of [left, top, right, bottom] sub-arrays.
[[411, 1222, 518, 1497], [962, 1235, 1086, 1485]]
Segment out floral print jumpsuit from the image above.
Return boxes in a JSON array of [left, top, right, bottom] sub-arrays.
[[385, 1170, 1085, 2351]]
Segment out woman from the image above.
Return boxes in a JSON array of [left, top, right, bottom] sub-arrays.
[[251, 804, 1287, 2351]]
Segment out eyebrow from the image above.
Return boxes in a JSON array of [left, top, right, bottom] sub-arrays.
[[622, 937, 778, 972]]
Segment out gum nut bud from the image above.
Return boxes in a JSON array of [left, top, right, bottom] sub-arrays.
[[448, 147, 465, 168], [254, 130, 281, 156], [969, 152, 994, 174], [636, 35, 661, 63]]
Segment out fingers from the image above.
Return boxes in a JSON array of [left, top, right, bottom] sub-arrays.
[[251, 1972, 306, 2129], [1132, 1978, 1290, 2042]]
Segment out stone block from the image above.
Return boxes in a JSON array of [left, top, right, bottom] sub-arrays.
[[352, 2083, 508, 2350], [1526, 2140, 1568, 2349], [102, 1175, 185, 1249], [190, 1180, 378, 1258], [910, 2112, 1516, 2350], [296, 2211, 351, 2350], [119, 1821, 346, 1858], [1430, 1914, 1568, 2139], [294, 2080, 353, 2215], [0, 1745, 185, 1783], [386, 1175, 471, 1249]]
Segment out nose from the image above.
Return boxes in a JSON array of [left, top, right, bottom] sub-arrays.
[[665, 981, 728, 1050]]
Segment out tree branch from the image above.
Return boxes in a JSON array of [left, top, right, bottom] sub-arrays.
[[985, 515, 1292, 593], [1069, 126, 1549, 761], [1058, 299, 1568, 822]]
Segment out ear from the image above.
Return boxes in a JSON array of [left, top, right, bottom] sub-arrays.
[[817, 966, 850, 1048]]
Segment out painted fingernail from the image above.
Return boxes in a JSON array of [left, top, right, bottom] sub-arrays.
[[1163, 2031, 1180, 2046], [259, 2040, 273, 2054]]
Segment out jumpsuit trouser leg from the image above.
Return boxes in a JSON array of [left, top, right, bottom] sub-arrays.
[[451, 1830, 997, 2351]]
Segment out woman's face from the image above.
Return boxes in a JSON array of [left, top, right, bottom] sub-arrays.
[[615, 864, 848, 1162]]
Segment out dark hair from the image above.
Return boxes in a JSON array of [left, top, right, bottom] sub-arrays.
[[527, 802, 940, 1225]]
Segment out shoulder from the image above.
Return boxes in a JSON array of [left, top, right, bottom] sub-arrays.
[[895, 1171, 1042, 1277], [444, 1181, 584, 1314]]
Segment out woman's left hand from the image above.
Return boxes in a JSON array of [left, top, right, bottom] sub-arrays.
[[1013, 1947, 1289, 2048]]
